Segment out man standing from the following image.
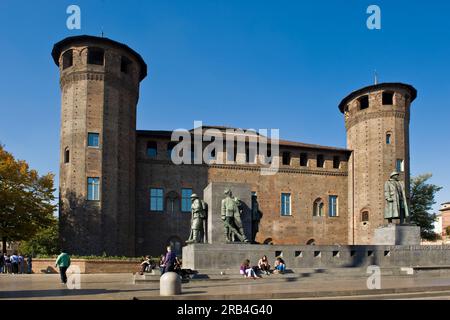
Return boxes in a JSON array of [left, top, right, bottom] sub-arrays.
[[384, 171, 410, 224], [55, 251, 71, 284], [186, 194, 207, 244], [162, 246, 176, 275], [221, 189, 249, 243]]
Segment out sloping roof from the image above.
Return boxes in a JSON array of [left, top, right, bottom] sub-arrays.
[[52, 35, 147, 81], [137, 127, 350, 152]]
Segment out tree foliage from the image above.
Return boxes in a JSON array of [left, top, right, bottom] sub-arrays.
[[0, 145, 56, 252], [19, 218, 59, 256], [409, 173, 442, 240]]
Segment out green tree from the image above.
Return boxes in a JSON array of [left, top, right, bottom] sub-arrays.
[[19, 219, 59, 256], [410, 174, 442, 240], [0, 145, 56, 253]]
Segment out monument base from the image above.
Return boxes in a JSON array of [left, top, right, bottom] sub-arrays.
[[373, 224, 421, 245]]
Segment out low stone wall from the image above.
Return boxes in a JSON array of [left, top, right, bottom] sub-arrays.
[[32, 259, 141, 274], [183, 243, 450, 270]]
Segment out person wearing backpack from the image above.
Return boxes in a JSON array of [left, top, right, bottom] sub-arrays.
[[186, 193, 207, 244]]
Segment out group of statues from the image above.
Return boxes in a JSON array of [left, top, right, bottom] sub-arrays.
[[186, 188, 261, 244], [185, 170, 410, 245]]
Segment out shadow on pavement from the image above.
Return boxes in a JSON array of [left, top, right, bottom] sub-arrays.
[[0, 288, 158, 299]]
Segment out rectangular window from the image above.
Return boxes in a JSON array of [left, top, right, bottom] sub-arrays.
[[87, 48, 104, 65], [329, 195, 338, 217], [62, 50, 73, 70], [396, 159, 404, 172], [281, 193, 291, 216], [282, 152, 291, 166], [181, 188, 192, 212], [87, 133, 99, 147], [317, 155, 324, 168], [121, 56, 132, 74], [300, 153, 308, 167], [333, 156, 340, 169], [87, 177, 100, 201], [382, 92, 394, 105], [386, 133, 392, 145], [150, 188, 164, 211], [147, 141, 157, 158]]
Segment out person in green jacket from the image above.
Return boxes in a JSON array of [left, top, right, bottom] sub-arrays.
[[55, 251, 71, 284]]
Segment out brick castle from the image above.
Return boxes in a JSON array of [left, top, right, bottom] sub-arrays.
[[52, 35, 416, 256]]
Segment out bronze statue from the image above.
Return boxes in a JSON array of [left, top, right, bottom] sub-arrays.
[[221, 188, 249, 243], [186, 193, 207, 244], [251, 195, 261, 243], [384, 171, 409, 224]]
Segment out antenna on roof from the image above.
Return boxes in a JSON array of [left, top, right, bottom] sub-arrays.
[[374, 70, 378, 85], [101, 27, 104, 38]]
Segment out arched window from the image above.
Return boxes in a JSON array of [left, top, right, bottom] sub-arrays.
[[386, 132, 392, 145], [362, 211, 369, 222], [306, 239, 316, 245], [165, 191, 180, 214], [313, 198, 324, 217], [358, 95, 369, 110], [62, 50, 73, 69], [263, 238, 273, 245], [64, 147, 70, 164], [147, 141, 157, 158]]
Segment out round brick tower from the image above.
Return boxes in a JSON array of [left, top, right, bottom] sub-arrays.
[[338, 83, 417, 244], [52, 35, 147, 255]]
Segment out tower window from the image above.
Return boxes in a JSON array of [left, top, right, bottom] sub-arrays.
[[358, 95, 369, 110], [313, 198, 324, 217], [382, 92, 394, 105], [150, 188, 164, 212], [386, 133, 392, 145], [147, 141, 157, 158], [121, 56, 132, 74], [281, 193, 291, 216], [87, 177, 100, 201], [317, 154, 324, 168], [329, 195, 338, 217], [87, 133, 99, 147], [87, 47, 104, 66], [396, 159, 404, 172], [282, 152, 291, 165], [333, 156, 340, 169], [62, 50, 73, 70], [300, 153, 308, 167], [64, 148, 70, 164], [362, 211, 369, 222]]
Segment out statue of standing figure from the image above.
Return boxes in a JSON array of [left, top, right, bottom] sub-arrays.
[[384, 171, 410, 224], [221, 188, 250, 243], [186, 193, 207, 244], [251, 195, 261, 243]]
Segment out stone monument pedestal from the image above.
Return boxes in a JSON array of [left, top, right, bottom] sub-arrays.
[[373, 224, 421, 245], [203, 181, 252, 244]]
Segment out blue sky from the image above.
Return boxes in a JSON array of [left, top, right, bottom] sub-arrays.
[[0, 1, 449, 213]]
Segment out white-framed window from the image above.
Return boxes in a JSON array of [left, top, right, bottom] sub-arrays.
[[329, 195, 338, 217], [396, 159, 404, 172], [181, 188, 192, 212], [87, 177, 100, 201], [281, 193, 291, 216]]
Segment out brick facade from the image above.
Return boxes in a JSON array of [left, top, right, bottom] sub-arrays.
[[53, 35, 417, 256]]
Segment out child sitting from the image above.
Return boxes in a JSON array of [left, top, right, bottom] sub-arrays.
[[273, 257, 286, 274]]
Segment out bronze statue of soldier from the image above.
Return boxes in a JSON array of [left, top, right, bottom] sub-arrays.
[[384, 171, 410, 224], [186, 193, 207, 244], [221, 188, 249, 243]]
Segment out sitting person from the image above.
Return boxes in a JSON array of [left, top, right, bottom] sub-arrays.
[[139, 255, 152, 275], [239, 259, 259, 279], [158, 254, 166, 274], [174, 257, 182, 273], [258, 255, 271, 275], [273, 257, 286, 274]]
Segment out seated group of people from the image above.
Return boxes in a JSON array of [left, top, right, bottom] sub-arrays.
[[240, 255, 286, 279]]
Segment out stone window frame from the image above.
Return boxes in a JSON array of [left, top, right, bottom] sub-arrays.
[[382, 91, 395, 106], [62, 49, 73, 70], [357, 95, 370, 110], [316, 154, 325, 168], [87, 132, 100, 148], [386, 131, 393, 145], [313, 198, 324, 217], [332, 155, 340, 169], [87, 177, 100, 201], [300, 153, 308, 167], [87, 47, 105, 66], [280, 192, 292, 216], [396, 159, 405, 172], [64, 147, 70, 164], [361, 210, 370, 223], [281, 151, 291, 166]]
